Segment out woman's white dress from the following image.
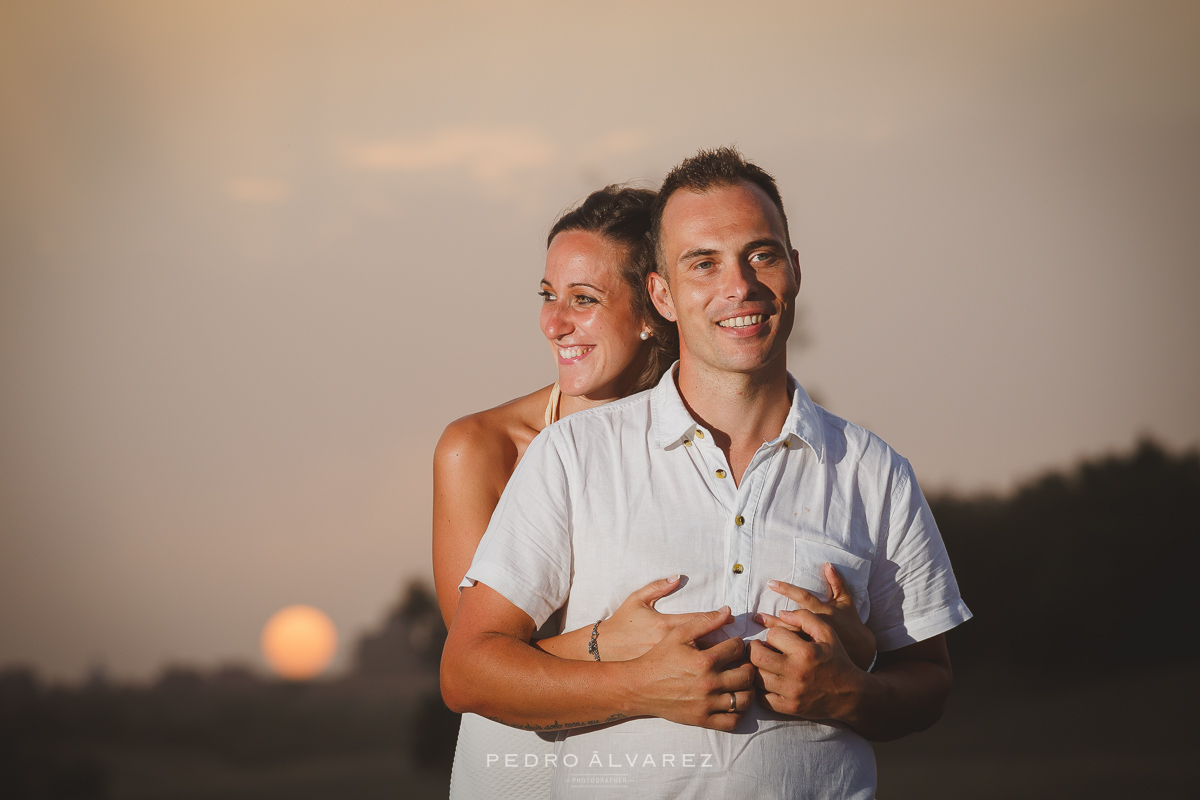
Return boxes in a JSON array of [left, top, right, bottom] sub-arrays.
[[448, 389, 565, 798], [448, 713, 555, 799]]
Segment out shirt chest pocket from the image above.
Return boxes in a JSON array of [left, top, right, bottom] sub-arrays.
[[786, 538, 872, 622]]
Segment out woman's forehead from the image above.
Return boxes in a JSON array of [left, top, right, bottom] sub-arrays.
[[543, 230, 628, 288]]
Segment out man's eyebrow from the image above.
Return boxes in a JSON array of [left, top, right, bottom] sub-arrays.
[[677, 247, 718, 264], [743, 238, 786, 253]]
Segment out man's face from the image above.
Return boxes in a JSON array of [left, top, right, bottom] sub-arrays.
[[650, 181, 800, 377]]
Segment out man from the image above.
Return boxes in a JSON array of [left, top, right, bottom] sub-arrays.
[[441, 148, 971, 798]]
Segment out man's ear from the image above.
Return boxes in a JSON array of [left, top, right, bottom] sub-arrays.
[[647, 271, 675, 321], [790, 248, 802, 289]]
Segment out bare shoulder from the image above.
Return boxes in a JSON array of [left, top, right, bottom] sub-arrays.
[[434, 384, 553, 490], [432, 384, 554, 626]]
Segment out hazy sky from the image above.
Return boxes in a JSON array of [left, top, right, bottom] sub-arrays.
[[2, 0, 1198, 680]]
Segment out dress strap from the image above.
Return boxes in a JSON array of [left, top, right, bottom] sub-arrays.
[[543, 382, 561, 428]]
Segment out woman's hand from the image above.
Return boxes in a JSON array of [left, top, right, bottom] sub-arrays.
[[595, 576, 710, 662], [756, 564, 877, 671]]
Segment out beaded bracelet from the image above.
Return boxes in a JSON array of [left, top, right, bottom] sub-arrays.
[[588, 620, 602, 661]]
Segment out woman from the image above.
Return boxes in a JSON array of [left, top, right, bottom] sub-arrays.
[[433, 186, 684, 799]]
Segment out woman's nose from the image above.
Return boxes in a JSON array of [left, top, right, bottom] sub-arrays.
[[542, 304, 573, 339]]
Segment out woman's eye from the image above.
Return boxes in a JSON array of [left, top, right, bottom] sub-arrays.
[[538, 290, 557, 302], [574, 294, 598, 305]]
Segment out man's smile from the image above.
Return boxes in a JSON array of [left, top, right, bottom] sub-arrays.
[[716, 314, 766, 329], [713, 309, 774, 338]]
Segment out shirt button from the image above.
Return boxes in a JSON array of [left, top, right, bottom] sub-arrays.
[[715, 469, 726, 479], [734, 515, 745, 526], [782, 440, 791, 449], [695, 430, 705, 439], [732, 563, 744, 574], [683, 438, 692, 447]]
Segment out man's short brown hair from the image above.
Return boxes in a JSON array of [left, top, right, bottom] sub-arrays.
[[650, 147, 792, 275]]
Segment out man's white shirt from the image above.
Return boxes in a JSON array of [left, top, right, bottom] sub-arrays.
[[464, 368, 971, 799]]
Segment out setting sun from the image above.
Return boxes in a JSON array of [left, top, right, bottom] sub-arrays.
[[260, 605, 338, 680]]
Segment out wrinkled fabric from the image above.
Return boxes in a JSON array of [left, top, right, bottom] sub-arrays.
[[465, 368, 971, 799]]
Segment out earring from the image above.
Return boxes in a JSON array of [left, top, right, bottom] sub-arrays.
[[639, 331, 650, 341]]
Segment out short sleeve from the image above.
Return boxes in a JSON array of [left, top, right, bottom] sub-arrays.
[[866, 457, 972, 652], [462, 427, 573, 629]]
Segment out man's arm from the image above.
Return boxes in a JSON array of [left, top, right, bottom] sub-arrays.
[[844, 636, 951, 740], [749, 608, 952, 741], [441, 581, 758, 732]]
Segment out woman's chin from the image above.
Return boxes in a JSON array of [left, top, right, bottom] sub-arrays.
[[558, 378, 631, 406], [557, 375, 598, 399], [557, 359, 642, 403]]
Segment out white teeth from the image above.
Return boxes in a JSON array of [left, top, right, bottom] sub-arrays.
[[558, 346, 593, 359], [717, 314, 765, 328]]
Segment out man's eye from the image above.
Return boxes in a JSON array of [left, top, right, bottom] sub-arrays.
[[750, 251, 776, 263], [694, 260, 714, 271], [538, 290, 557, 302]]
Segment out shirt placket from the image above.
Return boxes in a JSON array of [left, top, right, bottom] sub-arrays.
[[686, 427, 778, 627], [727, 443, 779, 630]]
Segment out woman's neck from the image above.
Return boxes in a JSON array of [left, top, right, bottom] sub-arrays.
[[554, 391, 617, 421]]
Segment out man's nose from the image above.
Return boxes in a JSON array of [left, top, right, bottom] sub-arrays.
[[723, 260, 758, 301]]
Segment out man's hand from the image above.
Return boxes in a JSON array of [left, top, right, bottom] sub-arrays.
[[444, 585, 757, 733], [627, 606, 757, 732], [756, 565, 877, 671], [596, 576, 711, 661], [749, 607, 864, 721]]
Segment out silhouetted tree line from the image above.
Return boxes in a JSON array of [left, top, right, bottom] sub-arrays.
[[0, 583, 450, 799], [933, 438, 1199, 675], [357, 583, 446, 676]]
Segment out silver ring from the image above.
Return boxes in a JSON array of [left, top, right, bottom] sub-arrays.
[[728, 692, 737, 713]]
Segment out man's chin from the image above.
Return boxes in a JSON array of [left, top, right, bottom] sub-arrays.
[[714, 339, 787, 370], [706, 352, 781, 376]]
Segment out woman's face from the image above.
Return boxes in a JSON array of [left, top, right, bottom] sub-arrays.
[[540, 229, 648, 401]]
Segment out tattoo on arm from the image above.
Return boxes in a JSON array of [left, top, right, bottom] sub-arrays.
[[485, 713, 627, 731]]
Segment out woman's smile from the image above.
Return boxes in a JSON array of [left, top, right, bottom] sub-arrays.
[[556, 345, 596, 364]]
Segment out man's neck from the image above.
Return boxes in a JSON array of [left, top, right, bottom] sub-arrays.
[[675, 355, 792, 485]]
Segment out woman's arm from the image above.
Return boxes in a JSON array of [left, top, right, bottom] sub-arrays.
[[434, 414, 699, 659], [432, 415, 512, 629], [442, 582, 755, 732], [535, 576, 709, 662], [544, 565, 879, 666]]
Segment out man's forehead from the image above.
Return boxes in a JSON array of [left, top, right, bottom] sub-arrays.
[[661, 181, 787, 256]]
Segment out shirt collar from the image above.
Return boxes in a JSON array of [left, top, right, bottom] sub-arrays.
[[649, 363, 826, 461]]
